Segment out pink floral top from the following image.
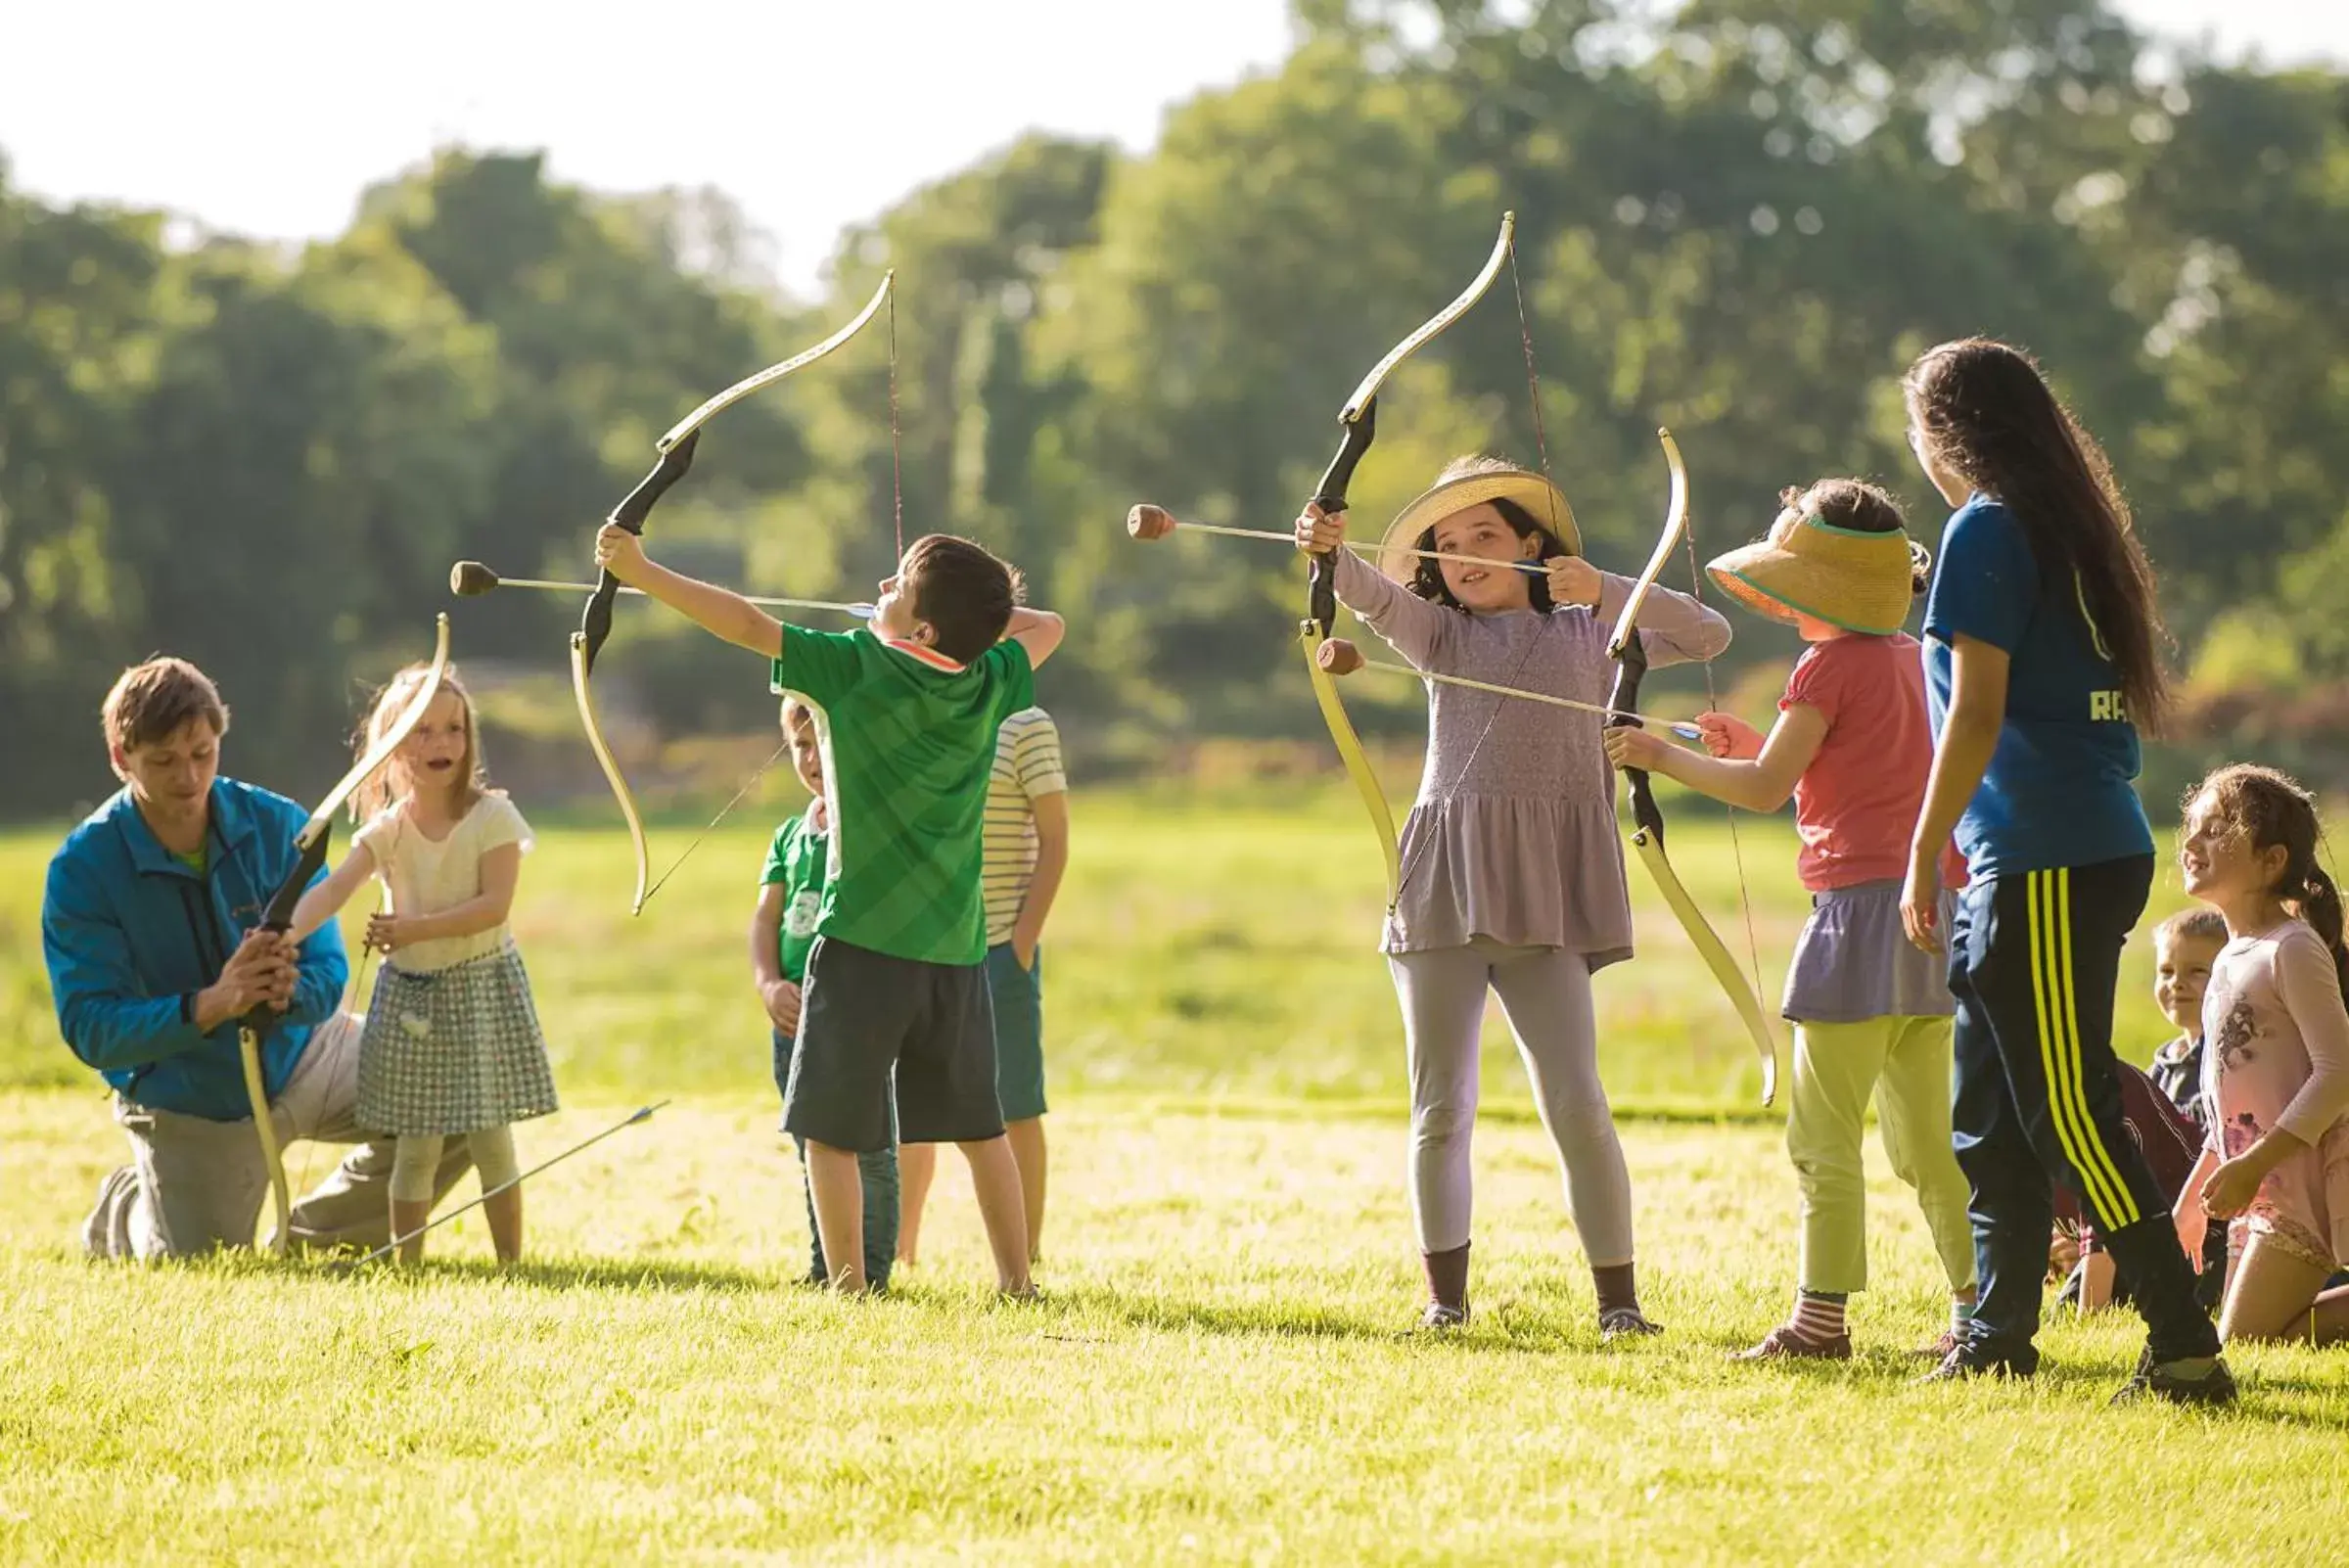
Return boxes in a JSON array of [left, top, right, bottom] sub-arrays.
[[2201, 916, 2349, 1268]]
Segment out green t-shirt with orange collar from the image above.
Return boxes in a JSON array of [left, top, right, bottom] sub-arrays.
[[770, 625, 1034, 966]]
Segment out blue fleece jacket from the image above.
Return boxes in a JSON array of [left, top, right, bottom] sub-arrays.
[[42, 778, 348, 1121]]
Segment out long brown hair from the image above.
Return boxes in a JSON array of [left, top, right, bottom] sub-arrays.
[[1904, 338, 2170, 733], [349, 662, 484, 822], [2189, 764, 2349, 1000]]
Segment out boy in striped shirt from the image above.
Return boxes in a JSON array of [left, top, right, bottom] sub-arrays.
[[899, 707, 1069, 1265]]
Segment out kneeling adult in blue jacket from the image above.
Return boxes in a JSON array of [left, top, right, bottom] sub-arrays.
[[41, 657, 467, 1258]]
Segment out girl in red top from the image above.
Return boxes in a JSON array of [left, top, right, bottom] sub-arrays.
[[1605, 479, 1976, 1358]]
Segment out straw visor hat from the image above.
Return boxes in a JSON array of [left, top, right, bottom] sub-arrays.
[[1374, 465, 1581, 583], [1707, 508, 1918, 636]]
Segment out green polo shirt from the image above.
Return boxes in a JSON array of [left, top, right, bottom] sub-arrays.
[[771, 625, 1034, 965]]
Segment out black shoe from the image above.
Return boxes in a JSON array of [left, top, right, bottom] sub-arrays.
[[2110, 1349, 2236, 1408], [1599, 1306, 1663, 1342], [1915, 1340, 2039, 1383]]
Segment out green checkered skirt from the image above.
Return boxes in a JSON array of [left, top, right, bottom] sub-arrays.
[[356, 943, 559, 1135]]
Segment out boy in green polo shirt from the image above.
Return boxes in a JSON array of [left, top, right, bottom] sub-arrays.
[[752, 696, 898, 1287], [598, 523, 1063, 1294]]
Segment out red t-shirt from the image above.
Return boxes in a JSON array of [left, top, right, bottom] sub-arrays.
[[1782, 633, 1964, 893]]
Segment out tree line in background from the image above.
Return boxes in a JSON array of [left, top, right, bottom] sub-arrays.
[[4, 0, 2345, 820]]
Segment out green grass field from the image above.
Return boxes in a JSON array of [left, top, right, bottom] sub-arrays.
[[3, 792, 2342, 1562]]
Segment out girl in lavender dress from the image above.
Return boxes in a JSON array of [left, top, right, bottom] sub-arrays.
[[1296, 455, 1728, 1334], [2174, 764, 2349, 1344]]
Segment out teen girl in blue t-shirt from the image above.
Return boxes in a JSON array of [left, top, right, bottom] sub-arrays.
[[1897, 337, 2234, 1407]]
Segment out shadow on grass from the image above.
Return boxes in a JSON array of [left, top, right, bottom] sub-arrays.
[[139, 1247, 2349, 1425], [1022, 1283, 1622, 1360], [301, 1252, 790, 1295]]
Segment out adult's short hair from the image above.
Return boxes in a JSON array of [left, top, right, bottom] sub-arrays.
[[102, 658, 229, 754]]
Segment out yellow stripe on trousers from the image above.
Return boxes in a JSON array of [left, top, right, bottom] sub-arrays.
[[2026, 871, 2131, 1229], [2054, 867, 2140, 1226]]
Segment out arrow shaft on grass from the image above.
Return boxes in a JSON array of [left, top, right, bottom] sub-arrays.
[[345, 1102, 669, 1268]]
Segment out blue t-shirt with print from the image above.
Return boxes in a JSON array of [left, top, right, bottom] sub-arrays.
[[1921, 493, 2153, 877]]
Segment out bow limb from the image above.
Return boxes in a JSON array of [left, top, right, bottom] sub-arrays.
[[571, 633, 651, 916], [1301, 407, 1404, 900], [239, 615, 452, 1254], [237, 1032, 293, 1257], [1302, 624, 1402, 905], [1299, 214, 1514, 902], [1627, 833, 1779, 1105], [1605, 432, 1777, 1106], [575, 272, 895, 911]]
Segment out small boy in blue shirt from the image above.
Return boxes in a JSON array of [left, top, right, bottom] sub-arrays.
[[2147, 907, 2226, 1124], [750, 697, 898, 1286]]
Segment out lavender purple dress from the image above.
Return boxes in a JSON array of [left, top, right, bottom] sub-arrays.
[[1332, 548, 1729, 960]]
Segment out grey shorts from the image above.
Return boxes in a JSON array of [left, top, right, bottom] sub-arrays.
[[986, 943, 1046, 1123], [782, 937, 1003, 1155]]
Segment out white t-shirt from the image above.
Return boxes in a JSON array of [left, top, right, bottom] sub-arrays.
[[351, 793, 532, 973]]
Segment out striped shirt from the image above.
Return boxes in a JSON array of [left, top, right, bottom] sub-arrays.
[[982, 708, 1067, 945]]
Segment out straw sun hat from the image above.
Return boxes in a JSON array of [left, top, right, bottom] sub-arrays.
[[1706, 502, 1922, 636], [1372, 464, 1581, 583]]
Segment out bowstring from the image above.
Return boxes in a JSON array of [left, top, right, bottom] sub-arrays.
[[1676, 516, 1773, 1024], [887, 283, 904, 563], [1509, 244, 1554, 485], [637, 737, 794, 910], [1383, 234, 1556, 912]]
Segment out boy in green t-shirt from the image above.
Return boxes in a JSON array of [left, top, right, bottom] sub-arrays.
[[598, 523, 1063, 1294], [752, 696, 898, 1287]]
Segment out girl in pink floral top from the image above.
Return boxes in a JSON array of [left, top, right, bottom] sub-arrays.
[[2173, 764, 2349, 1344]]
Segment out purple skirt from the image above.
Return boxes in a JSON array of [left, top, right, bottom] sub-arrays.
[[1782, 880, 1957, 1024]]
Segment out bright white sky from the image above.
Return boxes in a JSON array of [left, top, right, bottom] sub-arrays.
[[2, 0, 2338, 297]]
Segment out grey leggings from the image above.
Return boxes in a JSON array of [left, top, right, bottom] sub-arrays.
[[390, 1126, 520, 1204], [1390, 940, 1635, 1265]]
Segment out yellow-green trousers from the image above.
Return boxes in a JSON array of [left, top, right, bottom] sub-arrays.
[[1786, 1017, 1977, 1296]]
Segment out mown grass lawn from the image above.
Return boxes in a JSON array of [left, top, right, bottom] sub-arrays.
[[2, 795, 2340, 1563]]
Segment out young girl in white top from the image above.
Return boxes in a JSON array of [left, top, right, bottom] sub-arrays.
[[2173, 764, 2349, 1343], [293, 663, 557, 1264]]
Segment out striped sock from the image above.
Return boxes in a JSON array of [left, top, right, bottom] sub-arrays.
[[1953, 1296, 1976, 1333], [1791, 1291, 1848, 1344]]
